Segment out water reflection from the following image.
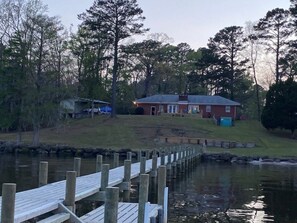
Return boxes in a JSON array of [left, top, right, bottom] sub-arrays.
[[168, 162, 297, 223]]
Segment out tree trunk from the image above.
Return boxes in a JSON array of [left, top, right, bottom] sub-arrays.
[[32, 126, 40, 146], [111, 21, 119, 118]]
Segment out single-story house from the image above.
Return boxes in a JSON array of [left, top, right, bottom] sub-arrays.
[[60, 97, 109, 118], [135, 94, 240, 119]]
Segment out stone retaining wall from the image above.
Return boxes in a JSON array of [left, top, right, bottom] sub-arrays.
[[0, 141, 133, 157], [159, 136, 256, 148]]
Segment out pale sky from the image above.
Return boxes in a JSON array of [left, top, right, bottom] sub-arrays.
[[43, 0, 291, 49]]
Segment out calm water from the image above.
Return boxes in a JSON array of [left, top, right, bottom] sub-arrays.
[[0, 153, 297, 222]]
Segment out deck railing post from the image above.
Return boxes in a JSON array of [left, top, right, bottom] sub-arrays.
[[74, 157, 81, 177], [140, 156, 146, 174], [127, 152, 132, 161], [113, 153, 119, 168], [96, 155, 103, 172], [138, 174, 149, 223], [157, 166, 166, 206], [145, 150, 150, 160], [39, 161, 48, 187], [64, 171, 76, 212], [101, 164, 110, 192], [123, 160, 131, 202], [1, 183, 16, 223], [104, 187, 119, 223]]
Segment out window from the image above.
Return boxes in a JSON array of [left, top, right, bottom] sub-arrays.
[[225, 106, 231, 113], [159, 105, 164, 113], [189, 105, 199, 114], [168, 105, 178, 114], [206, 105, 211, 113]]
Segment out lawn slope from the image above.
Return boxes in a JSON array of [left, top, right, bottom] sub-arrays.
[[0, 115, 296, 157]]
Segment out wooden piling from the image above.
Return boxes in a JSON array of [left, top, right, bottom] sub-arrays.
[[123, 160, 131, 202], [64, 171, 76, 212], [172, 150, 177, 179], [145, 150, 150, 160], [138, 174, 149, 223], [101, 164, 110, 192], [127, 152, 132, 161], [138, 150, 142, 162], [96, 155, 103, 172], [74, 157, 81, 177], [140, 156, 146, 174], [104, 187, 119, 223], [166, 149, 172, 179], [151, 155, 158, 178], [113, 153, 119, 168], [1, 183, 16, 223], [157, 166, 166, 206], [161, 152, 165, 165], [39, 161, 48, 187]]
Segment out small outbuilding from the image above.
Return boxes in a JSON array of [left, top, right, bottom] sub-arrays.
[[60, 97, 109, 118]]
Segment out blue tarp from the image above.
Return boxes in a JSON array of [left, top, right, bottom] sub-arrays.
[[100, 105, 112, 113]]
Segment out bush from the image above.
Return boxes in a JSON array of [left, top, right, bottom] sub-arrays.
[[135, 107, 144, 115]]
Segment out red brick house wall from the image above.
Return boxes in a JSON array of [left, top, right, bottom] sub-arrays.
[[199, 105, 237, 119], [138, 103, 237, 118]]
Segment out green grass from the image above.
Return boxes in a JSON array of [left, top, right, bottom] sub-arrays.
[[0, 115, 296, 158]]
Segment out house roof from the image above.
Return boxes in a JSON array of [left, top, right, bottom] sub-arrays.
[[135, 94, 240, 106], [62, 97, 109, 104]]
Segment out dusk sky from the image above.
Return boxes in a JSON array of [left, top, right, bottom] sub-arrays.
[[43, 0, 291, 49]]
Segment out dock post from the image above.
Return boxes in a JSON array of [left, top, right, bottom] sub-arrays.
[[151, 155, 158, 178], [123, 160, 131, 202], [150, 154, 158, 203], [166, 148, 172, 180], [127, 152, 132, 161], [138, 174, 149, 223], [101, 164, 110, 192], [145, 150, 150, 160], [39, 161, 48, 187], [172, 149, 177, 179], [157, 166, 166, 206], [96, 155, 103, 172], [113, 153, 119, 168], [64, 171, 76, 212], [1, 183, 16, 223], [140, 156, 146, 174], [104, 187, 119, 223], [185, 148, 189, 170], [74, 157, 81, 177], [138, 150, 142, 162], [161, 151, 165, 165]]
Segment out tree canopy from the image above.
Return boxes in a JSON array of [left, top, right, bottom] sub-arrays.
[[261, 79, 297, 136]]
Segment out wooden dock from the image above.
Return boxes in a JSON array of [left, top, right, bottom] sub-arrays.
[[0, 146, 201, 223]]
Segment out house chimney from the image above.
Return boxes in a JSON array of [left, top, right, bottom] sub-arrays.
[[179, 95, 188, 101]]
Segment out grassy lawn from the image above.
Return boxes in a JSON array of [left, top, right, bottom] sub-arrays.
[[0, 115, 296, 158]]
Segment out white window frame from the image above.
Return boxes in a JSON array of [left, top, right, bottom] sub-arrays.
[[206, 105, 211, 113], [167, 105, 178, 114], [225, 106, 231, 113]]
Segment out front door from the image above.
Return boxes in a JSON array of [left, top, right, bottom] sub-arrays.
[[151, 106, 156, 115]]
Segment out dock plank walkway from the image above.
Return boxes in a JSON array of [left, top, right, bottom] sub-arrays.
[[0, 158, 160, 223], [80, 202, 161, 223]]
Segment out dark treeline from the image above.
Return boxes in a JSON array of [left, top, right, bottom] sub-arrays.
[[1, 0, 297, 144]]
